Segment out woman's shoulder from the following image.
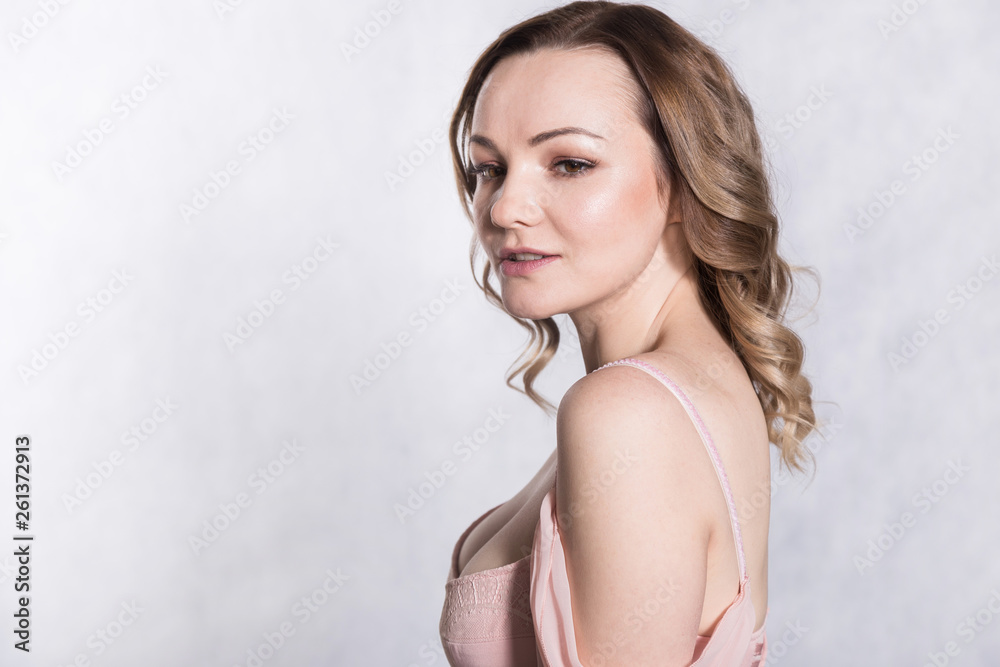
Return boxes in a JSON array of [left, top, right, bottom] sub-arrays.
[[555, 349, 734, 518], [556, 346, 764, 508], [562, 346, 746, 409], [558, 352, 691, 431]]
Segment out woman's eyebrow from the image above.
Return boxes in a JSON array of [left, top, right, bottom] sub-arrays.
[[469, 126, 606, 151]]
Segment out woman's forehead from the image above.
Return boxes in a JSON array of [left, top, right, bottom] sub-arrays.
[[471, 47, 643, 142]]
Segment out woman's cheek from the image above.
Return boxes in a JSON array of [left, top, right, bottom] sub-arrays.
[[564, 178, 630, 241]]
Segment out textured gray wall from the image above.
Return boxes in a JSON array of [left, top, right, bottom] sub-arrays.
[[1, 0, 998, 665]]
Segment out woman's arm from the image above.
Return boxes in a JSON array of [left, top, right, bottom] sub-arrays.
[[555, 363, 723, 666]]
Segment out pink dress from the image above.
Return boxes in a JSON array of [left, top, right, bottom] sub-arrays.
[[439, 357, 768, 666]]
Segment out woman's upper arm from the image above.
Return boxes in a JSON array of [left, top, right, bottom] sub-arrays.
[[555, 365, 717, 666]]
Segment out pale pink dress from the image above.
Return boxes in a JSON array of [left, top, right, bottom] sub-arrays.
[[439, 357, 768, 666]]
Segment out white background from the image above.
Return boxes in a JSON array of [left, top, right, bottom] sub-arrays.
[[1, 0, 998, 665]]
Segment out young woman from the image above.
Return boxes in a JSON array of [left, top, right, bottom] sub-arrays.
[[438, 3, 818, 665]]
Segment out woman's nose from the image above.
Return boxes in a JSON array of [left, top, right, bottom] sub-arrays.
[[487, 171, 548, 228]]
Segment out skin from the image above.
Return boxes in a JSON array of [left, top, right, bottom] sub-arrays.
[[469, 46, 685, 371], [465, 46, 770, 664]]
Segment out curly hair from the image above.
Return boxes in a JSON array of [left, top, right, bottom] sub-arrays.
[[447, 1, 820, 473]]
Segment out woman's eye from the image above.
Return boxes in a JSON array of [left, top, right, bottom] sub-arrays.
[[469, 159, 594, 181], [470, 164, 503, 180], [555, 159, 593, 176]]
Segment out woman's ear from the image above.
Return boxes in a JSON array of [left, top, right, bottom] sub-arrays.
[[665, 173, 685, 225]]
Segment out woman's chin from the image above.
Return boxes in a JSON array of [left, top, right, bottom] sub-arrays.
[[501, 296, 556, 321]]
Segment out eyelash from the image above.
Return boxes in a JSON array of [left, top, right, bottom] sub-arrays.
[[467, 159, 596, 181]]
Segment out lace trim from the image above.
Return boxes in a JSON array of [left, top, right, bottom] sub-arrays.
[[439, 557, 534, 642]]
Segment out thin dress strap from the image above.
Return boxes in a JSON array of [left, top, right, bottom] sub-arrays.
[[593, 357, 748, 581]]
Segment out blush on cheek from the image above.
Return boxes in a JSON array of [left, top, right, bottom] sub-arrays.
[[565, 169, 651, 244], [565, 170, 665, 291], [615, 167, 665, 242]]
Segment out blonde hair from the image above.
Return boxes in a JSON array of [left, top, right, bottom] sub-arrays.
[[448, 1, 820, 473]]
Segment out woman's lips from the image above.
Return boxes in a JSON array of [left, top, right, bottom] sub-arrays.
[[500, 255, 559, 276]]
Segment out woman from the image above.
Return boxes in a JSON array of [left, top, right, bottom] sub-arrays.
[[438, 2, 818, 665]]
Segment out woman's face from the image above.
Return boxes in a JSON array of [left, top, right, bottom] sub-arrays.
[[468, 46, 675, 322]]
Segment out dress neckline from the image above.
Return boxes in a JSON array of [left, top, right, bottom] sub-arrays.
[[445, 481, 765, 639]]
